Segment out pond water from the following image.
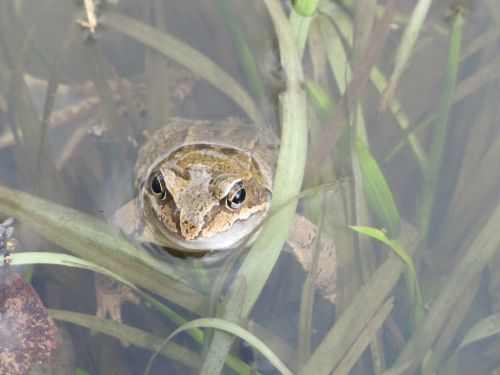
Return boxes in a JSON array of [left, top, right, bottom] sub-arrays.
[[0, 0, 499, 374]]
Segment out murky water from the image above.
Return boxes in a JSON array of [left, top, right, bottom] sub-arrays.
[[0, 0, 499, 374]]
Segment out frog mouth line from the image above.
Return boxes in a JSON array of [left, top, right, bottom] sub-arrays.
[[153, 208, 268, 251]]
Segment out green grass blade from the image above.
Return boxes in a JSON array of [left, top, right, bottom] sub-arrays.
[[290, 0, 320, 56], [146, 318, 293, 375], [317, 12, 352, 94], [438, 312, 500, 375], [458, 313, 500, 349], [319, 2, 426, 171], [49, 309, 202, 369], [420, 10, 463, 239], [351, 225, 424, 326], [379, 0, 432, 111], [305, 80, 334, 123], [300, 223, 421, 374], [215, 0, 265, 102], [101, 11, 262, 125], [333, 297, 394, 375], [200, 0, 308, 372], [239, 0, 307, 318], [0, 183, 207, 314], [385, 201, 500, 375], [199, 277, 246, 375], [356, 137, 401, 236]]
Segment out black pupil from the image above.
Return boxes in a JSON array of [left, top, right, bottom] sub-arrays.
[[151, 174, 164, 195], [231, 188, 246, 205]]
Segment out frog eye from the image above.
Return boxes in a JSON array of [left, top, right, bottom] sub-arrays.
[[149, 172, 169, 200], [226, 182, 246, 210]]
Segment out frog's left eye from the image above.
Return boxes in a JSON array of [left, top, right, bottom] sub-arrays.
[[226, 182, 246, 210], [149, 172, 169, 200]]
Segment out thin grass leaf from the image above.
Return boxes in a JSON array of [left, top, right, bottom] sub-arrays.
[[384, 201, 500, 375], [333, 297, 394, 375], [299, 223, 421, 375], [215, 0, 265, 102], [10, 251, 207, 343], [371, 64, 426, 169], [351, 225, 424, 326], [319, 2, 426, 171], [420, 9, 463, 239], [238, 0, 307, 315], [317, 12, 352, 94], [146, 318, 293, 375], [13, 254, 255, 374], [199, 277, 246, 375], [308, 0, 398, 171], [49, 309, 202, 368], [305, 80, 334, 123], [0, 183, 207, 314], [355, 137, 401, 236], [100, 11, 262, 125], [379, 0, 432, 112], [290, 0, 320, 56], [36, 18, 81, 184], [458, 313, 500, 349], [201, 0, 308, 371]]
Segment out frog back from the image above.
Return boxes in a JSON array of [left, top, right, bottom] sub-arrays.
[[135, 117, 279, 188]]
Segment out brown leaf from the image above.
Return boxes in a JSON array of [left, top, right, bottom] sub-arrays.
[[0, 271, 58, 375]]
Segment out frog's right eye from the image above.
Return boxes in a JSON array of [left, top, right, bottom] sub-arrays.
[[149, 172, 169, 200]]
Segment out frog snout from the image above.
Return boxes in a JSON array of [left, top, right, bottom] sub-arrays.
[[179, 213, 203, 240]]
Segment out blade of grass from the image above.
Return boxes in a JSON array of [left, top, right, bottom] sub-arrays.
[[100, 11, 262, 125], [351, 225, 424, 326], [319, 2, 426, 172], [36, 18, 81, 187], [307, 0, 399, 172], [49, 309, 202, 368], [333, 297, 394, 375], [459, 313, 500, 350], [432, 275, 480, 372], [290, 0, 320, 56], [200, 0, 308, 372], [0, 182, 207, 314], [299, 222, 421, 375], [379, 0, 432, 112], [355, 137, 401, 236], [199, 278, 246, 375], [384, 200, 500, 375], [214, 0, 265, 103], [11, 253, 259, 374], [420, 9, 463, 239], [146, 318, 293, 375], [235, 0, 307, 318]]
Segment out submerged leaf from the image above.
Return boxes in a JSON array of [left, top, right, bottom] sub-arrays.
[[351, 225, 424, 326], [458, 313, 500, 349], [150, 318, 294, 375], [356, 137, 401, 236]]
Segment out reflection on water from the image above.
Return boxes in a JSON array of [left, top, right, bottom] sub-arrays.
[[0, 0, 499, 374]]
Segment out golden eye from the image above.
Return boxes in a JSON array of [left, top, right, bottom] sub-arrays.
[[149, 172, 169, 200], [226, 182, 246, 210]]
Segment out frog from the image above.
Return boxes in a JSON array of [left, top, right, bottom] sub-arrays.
[[95, 114, 338, 325]]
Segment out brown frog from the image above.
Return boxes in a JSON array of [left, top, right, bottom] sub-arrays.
[[95, 114, 337, 324]]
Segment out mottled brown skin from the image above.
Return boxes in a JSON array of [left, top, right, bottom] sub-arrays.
[[136, 117, 279, 251]]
